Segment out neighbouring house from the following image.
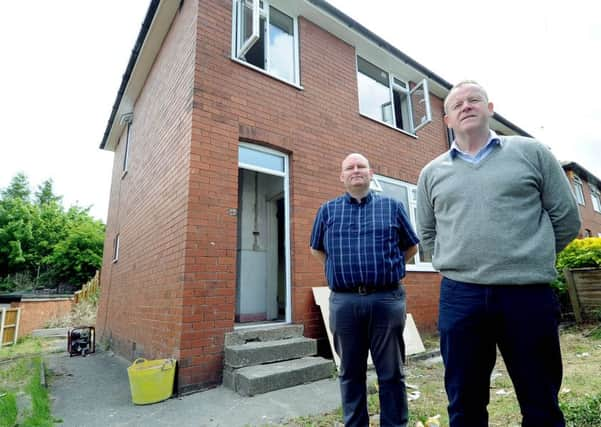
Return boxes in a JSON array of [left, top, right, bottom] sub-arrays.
[[97, 0, 532, 393], [562, 161, 601, 237]]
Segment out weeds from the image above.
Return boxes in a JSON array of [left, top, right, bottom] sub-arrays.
[[561, 392, 601, 426]]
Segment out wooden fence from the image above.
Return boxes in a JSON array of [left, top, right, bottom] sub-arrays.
[[0, 307, 20, 348], [564, 267, 601, 323], [74, 271, 100, 304]]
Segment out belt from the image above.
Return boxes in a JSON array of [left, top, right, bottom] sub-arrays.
[[335, 283, 400, 295]]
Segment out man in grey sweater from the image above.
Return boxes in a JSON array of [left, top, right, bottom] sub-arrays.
[[416, 80, 581, 427]]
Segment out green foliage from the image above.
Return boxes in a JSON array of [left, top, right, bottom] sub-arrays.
[[560, 392, 601, 426], [557, 237, 601, 272], [0, 173, 105, 291], [22, 359, 54, 427]]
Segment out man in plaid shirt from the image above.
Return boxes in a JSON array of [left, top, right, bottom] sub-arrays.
[[311, 153, 418, 427]]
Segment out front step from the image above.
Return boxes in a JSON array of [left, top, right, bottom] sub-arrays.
[[231, 356, 334, 396], [223, 324, 335, 396], [225, 336, 317, 368], [224, 324, 304, 346]]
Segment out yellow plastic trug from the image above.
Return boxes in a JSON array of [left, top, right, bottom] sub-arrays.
[[127, 358, 176, 405]]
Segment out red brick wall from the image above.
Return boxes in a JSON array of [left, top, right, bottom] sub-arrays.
[[97, 0, 197, 369], [11, 299, 73, 337], [564, 170, 601, 237], [100, 0, 447, 393], [181, 0, 446, 388]]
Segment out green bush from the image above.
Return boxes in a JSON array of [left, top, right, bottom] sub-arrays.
[[557, 237, 601, 272], [553, 238, 601, 317]]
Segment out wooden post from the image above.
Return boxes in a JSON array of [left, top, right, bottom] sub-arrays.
[[564, 268, 583, 323]]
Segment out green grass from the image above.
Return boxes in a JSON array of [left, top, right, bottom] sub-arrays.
[[0, 392, 17, 427], [280, 324, 601, 427], [0, 337, 57, 426]]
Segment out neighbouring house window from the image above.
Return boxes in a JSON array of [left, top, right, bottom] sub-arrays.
[[232, 0, 299, 85], [572, 175, 585, 205], [357, 56, 432, 135], [370, 175, 433, 270], [590, 184, 601, 213], [112, 234, 120, 263]]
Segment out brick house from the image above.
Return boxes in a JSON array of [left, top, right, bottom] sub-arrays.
[[97, 0, 531, 393], [562, 161, 601, 237]]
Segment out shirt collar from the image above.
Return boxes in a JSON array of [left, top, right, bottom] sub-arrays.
[[450, 130, 502, 158], [344, 191, 373, 205]]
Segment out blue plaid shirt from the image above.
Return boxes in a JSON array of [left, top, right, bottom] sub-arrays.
[[310, 192, 419, 291]]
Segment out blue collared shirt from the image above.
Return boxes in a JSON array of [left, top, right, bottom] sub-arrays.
[[310, 192, 419, 291], [450, 131, 502, 163]]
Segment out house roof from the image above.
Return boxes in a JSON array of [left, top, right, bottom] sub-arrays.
[[562, 161, 601, 189], [100, 0, 532, 151]]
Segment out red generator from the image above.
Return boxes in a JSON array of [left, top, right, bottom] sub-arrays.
[[68, 326, 95, 357]]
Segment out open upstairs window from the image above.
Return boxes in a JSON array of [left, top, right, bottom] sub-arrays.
[[233, 0, 299, 85], [357, 56, 432, 135]]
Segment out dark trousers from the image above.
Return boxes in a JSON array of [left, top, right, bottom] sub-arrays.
[[438, 277, 565, 427], [329, 288, 408, 427]]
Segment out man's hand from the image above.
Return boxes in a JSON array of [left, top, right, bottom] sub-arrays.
[[404, 245, 418, 264]]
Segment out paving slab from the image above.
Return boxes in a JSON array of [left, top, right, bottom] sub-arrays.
[[46, 349, 342, 426]]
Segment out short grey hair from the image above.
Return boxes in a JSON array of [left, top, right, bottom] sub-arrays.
[[444, 80, 489, 114]]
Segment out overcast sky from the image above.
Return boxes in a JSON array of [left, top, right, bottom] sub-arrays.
[[1, 0, 599, 223]]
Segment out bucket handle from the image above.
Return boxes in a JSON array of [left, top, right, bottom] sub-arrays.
[[131, 358, 147, 366], [161, 359, 175, 371]]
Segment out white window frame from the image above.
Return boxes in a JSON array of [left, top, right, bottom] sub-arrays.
[[356, 56, 432, 136], [112, 233, 120, 263], [572, 175, 585, 205], [590, 183, 601, 213], [237, 142, 292, 324], [231, 0, 300, 86], [371, 175, 434, 271]]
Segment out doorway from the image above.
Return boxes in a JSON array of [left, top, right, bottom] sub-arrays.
[[236, 144, 290, 326]]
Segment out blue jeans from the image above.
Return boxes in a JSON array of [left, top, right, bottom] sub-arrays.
[[438, 277, 565, 427], [329, 288, 408, 427]]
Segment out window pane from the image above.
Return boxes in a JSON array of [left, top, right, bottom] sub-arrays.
[[269, 7, 294, 82], [379, 181, 409, 212], [241, 0, 255, 43], [357, 57, 392, 125], [239, 146, 284, 172], [244, 16, 266, 69], [574, 182, 585, 204]]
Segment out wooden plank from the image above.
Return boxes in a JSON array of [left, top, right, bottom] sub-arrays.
[[564, 268, 583, 323]]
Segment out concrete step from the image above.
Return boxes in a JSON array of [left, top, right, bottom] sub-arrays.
[[225, 337, 317, 368], [224, 324, 304, 346], [232, 356, 334, 396]]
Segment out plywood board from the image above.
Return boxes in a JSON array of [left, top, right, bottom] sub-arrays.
[[312, 287, 425, 369]]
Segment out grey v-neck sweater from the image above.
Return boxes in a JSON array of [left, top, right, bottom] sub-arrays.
[[416, 136, 581, 285]]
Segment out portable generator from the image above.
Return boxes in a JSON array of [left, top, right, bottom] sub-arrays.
[[68, 326, 95, 357]]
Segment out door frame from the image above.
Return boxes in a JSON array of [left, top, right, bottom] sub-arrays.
[[237, 142, 291, 326]]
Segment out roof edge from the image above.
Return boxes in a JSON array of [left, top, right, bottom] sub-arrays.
[[99, 0, 161, 150]]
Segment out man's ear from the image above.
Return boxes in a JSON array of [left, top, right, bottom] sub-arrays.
[[443, 114, 450, 127], [488, 101, 494, 116]]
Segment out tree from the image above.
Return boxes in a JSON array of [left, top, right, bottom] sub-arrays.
[[1, 172, 31, 201], [0, 173, 105, 291], [48, 217, 105, 286], [35, 179, 63, 206]]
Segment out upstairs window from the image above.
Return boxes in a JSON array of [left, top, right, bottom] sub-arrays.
[[233, 0, 299, 85], [590, 184, 601, 213], [572, 175, 585, 205], [370, 175, 433, 270], [357, 56, 432, 135]]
